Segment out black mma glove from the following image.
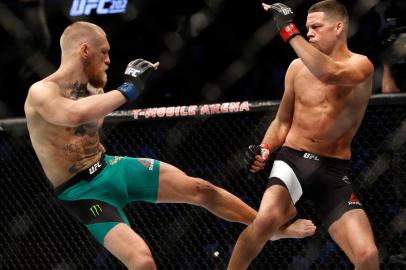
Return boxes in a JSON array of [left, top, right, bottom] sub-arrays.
[[245, 143, 271, 172], [117, 59, 155, 102], [267, 3, 301, 42]]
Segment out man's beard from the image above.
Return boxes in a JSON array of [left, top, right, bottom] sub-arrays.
[[88, 73, 106, 88], [85, 60, 107, 88], [85, 63, 106, 88]]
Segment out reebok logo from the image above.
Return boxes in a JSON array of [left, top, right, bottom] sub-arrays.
[[348, 193, 362, 206], [137, 159, 154, 171], [90, 204, 102, 216], [303, 153, 320, 161], [70, 0, 127, 16], [89, 161, 102, 174]]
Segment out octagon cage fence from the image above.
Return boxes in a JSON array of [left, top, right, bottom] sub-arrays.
[[0, 94, 405, 270]]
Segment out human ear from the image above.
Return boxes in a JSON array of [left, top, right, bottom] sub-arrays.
[[336, 21, 344, 35], [79, 43, 89, 59]]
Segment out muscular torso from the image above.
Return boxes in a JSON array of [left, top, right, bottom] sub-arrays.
[[25, 81, 105, 188], [284, 60, 372, 159]]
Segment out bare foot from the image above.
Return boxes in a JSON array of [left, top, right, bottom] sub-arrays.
[[271, 219, 316, 241]]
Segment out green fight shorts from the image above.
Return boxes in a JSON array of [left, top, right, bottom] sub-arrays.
[[55, 155, 160, 244]]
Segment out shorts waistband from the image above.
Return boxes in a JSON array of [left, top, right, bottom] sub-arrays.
[[54, 155, 106, 196], [279, 146, 349, 165]]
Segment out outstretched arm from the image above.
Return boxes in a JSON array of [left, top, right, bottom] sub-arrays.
[[27, 82, 127, 127], [27, 60, 159, 127]]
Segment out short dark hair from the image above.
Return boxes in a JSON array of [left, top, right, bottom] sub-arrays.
[[308, 0, 349, 23]]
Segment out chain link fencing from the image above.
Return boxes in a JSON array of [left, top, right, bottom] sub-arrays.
[[0, 95, 405, 269]]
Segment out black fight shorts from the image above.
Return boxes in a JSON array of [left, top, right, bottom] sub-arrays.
[[268, 146, 363, 228]]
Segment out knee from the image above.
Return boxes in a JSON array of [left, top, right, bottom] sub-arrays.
[[126, 251, 156, 270], [252, 207, 296, 236], [354, 244, 379, 267], [252, 212, 284, 237]]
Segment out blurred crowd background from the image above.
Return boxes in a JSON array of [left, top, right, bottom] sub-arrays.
[[0, 0, 405, 118]]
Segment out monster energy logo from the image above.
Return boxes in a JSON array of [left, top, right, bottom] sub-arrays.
[[90, 204, 103, 216]]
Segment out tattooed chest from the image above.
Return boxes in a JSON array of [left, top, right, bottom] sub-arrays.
[[62, 120, 100, 155], [61, 81, 90, 100], [62, 136, 100, 157]]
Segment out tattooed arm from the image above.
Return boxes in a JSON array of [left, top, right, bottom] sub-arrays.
[[27, 80, 124, 127]]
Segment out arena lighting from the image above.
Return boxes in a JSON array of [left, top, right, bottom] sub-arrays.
[[69, 0, 128, 16]]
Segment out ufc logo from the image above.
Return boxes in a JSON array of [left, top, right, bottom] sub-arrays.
[[303, 153, 320, 161], [125, 67, 141, 77], [70, 0, 127, 16], [282, 7, 293, 15], [89, 161, 102, 174]]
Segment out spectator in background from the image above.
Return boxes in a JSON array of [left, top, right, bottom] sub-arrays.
[[374, 0, 406, 93], [381, 63, 401, 93]]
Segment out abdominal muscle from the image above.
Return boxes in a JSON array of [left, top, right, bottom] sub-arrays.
[[283, 104, 357, 159]]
